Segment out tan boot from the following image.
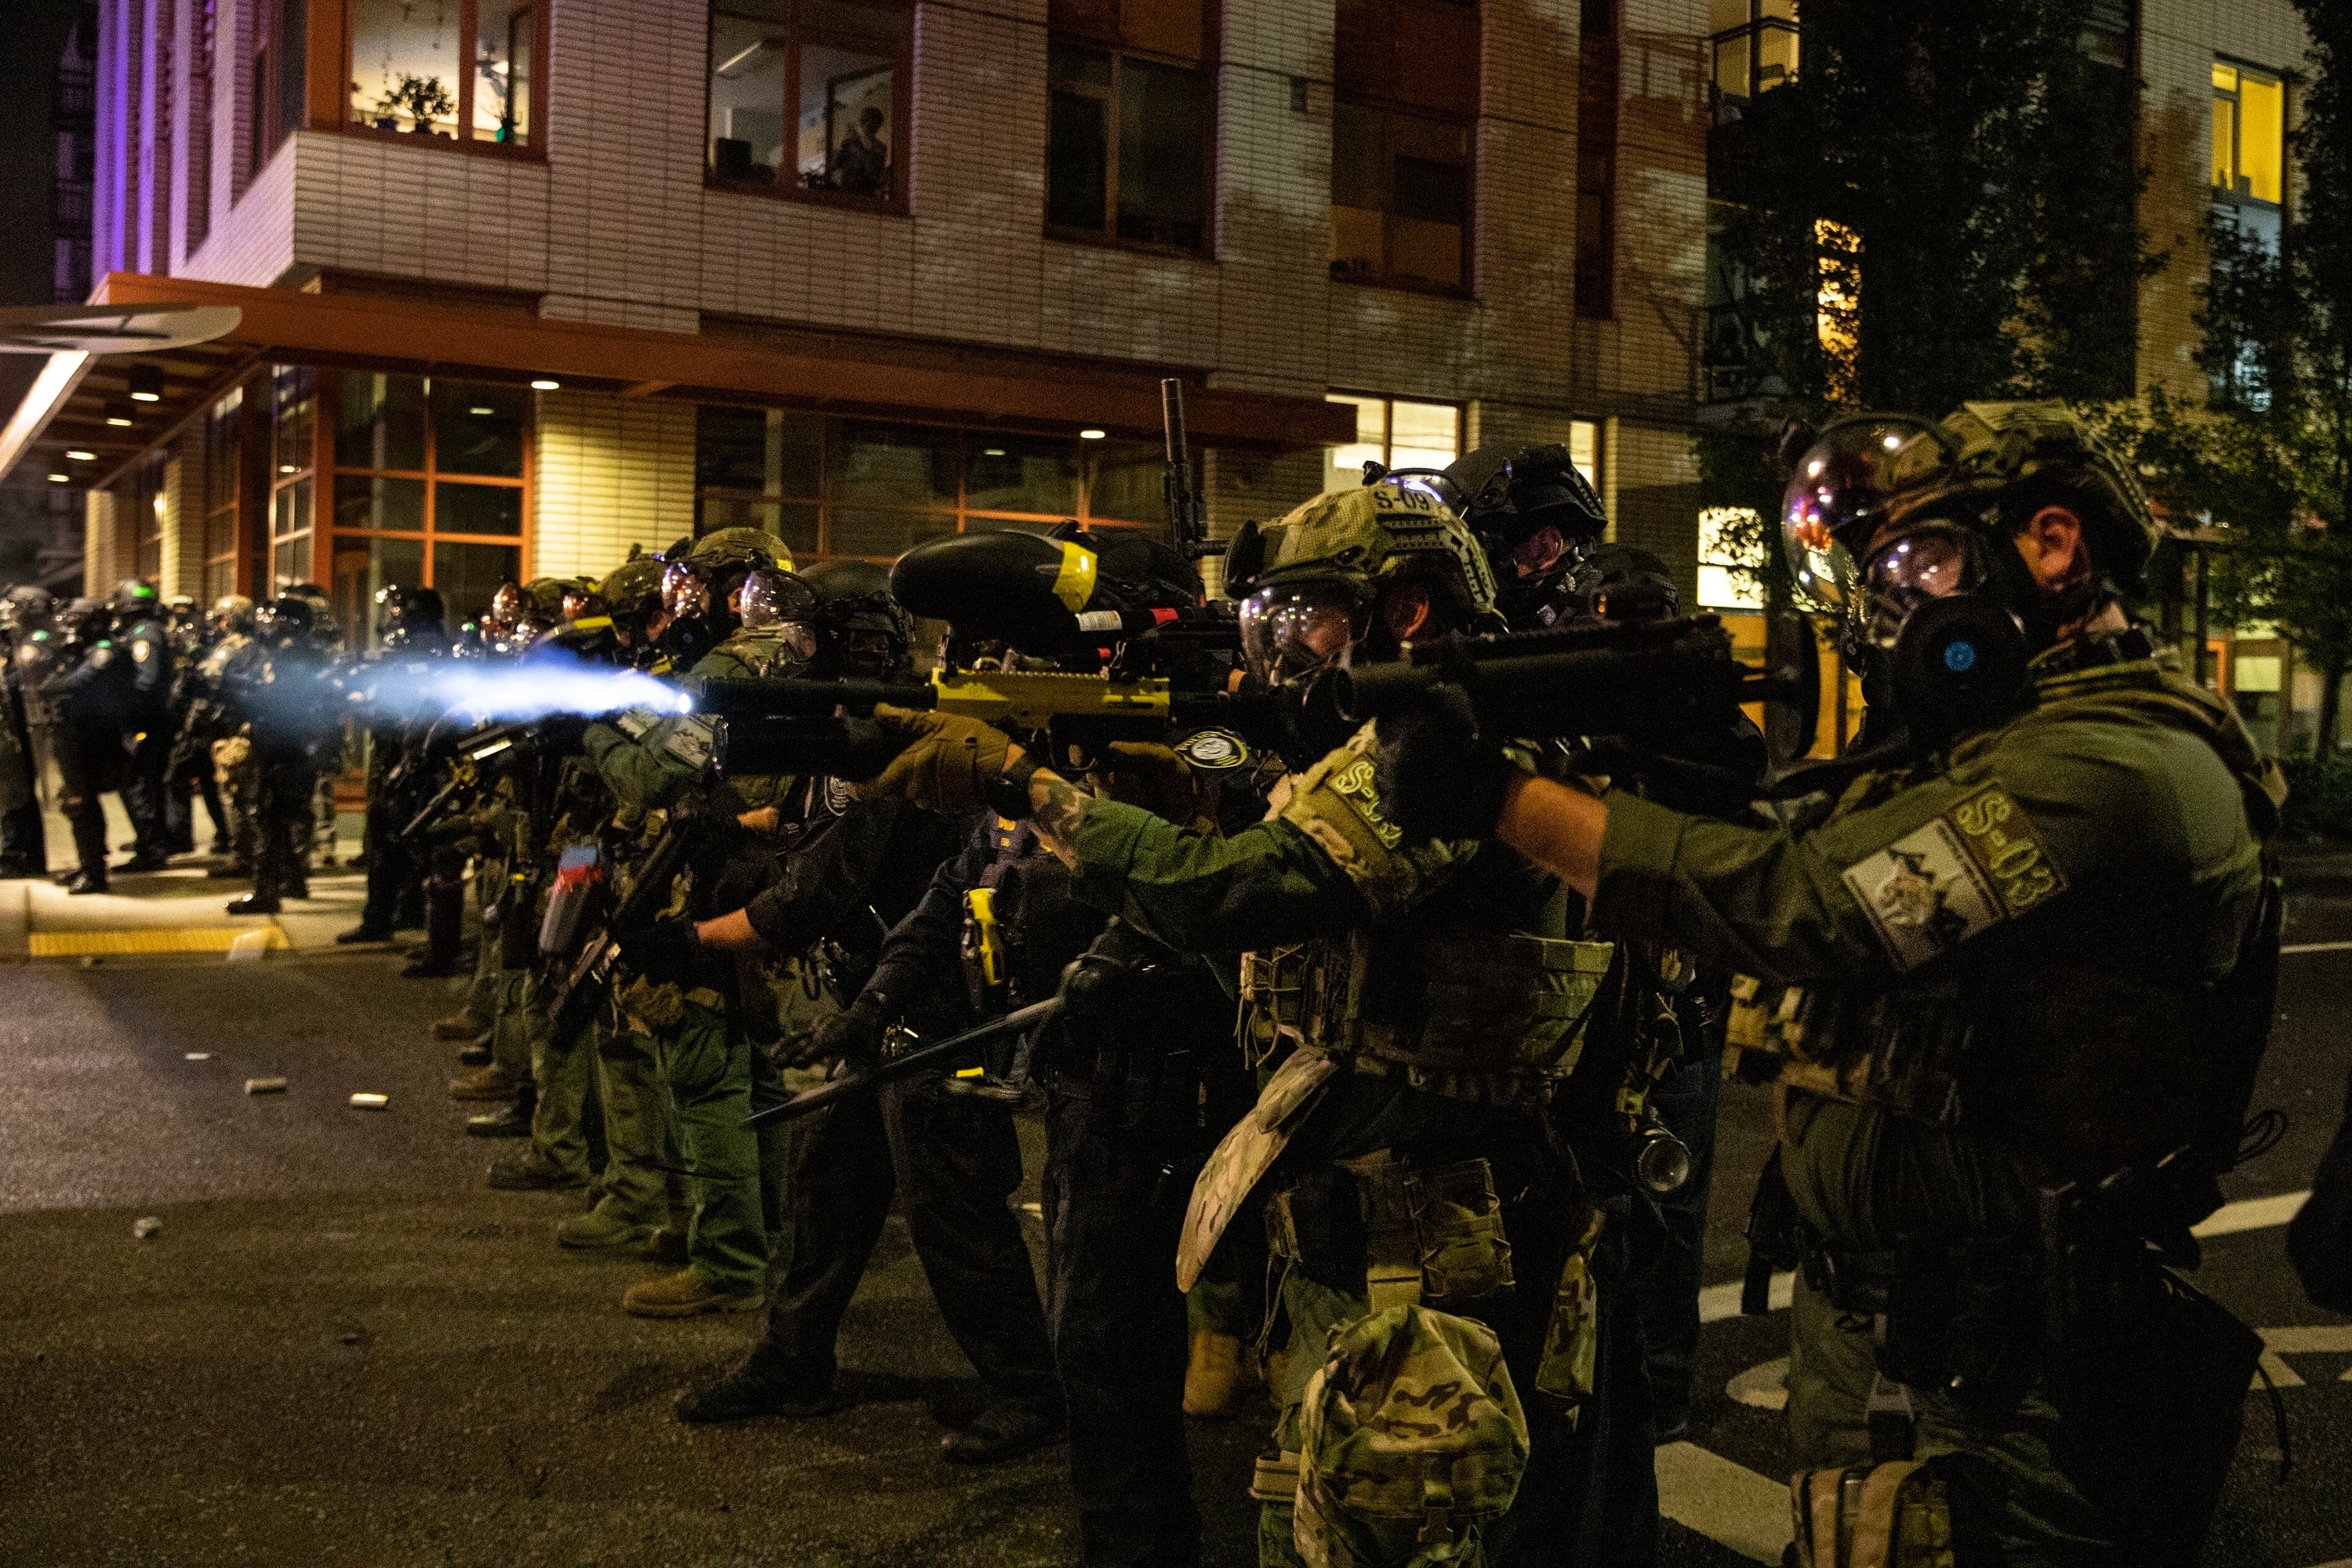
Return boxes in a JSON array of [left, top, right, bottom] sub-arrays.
[[622, 1267, 764, 1319], [1183, 1331, 1246, 1418], [448, 1063, 521, 1102], [433, 1011, 486, 1041]]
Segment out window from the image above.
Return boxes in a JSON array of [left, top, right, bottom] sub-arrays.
[[693, 407, 1173, 559], [1046, 0, 1214, 250], [246, 0, 307, 186], [189, 0, 216, 252], [202, 387, 243, 601], [135, 453, 166, 584], [1575, 0, 1619, 318], [269, 366, 318, 590], [347, 0, 541, 147], [1319, 394, 1461, 494], [2212, 60, 2285, 252], [707, 0, 910, 205], [1330, 0, 1477, 289], [1708, 0, 1797, 110], [328, 372, 526, 630], [1697, 506, 1766, 611]]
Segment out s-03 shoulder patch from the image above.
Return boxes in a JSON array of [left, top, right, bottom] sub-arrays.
[[1839, 782, 2067, 971]]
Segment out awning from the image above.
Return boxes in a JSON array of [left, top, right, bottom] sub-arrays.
[[0, 273, 1355, 488]]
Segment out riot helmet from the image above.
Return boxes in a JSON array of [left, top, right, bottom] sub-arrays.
[[803, 557, 913, 678], [2, 585, 55, 633], [599, 553, 669, 649], [1782, 401, 2159, 740], [211, 593, 257, 637], [61, 597, 112, 644], [114, 578, 161, 621], [376, 584, 447, 651], [1446, 441, 1610, 579], [1233, 481, 1497, 689], [286, 582, 338, 648], [733, 568, 821, 664], [660, 527, 783, 666], [255, 594, 315, 649]]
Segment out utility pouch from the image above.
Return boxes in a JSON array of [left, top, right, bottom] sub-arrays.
[[1250, 1449, 1302, 1504], [1406, 1158, 1515, 1305], [1345, 1152, 1422, 1312], [1532, 1201, 1608, 1424], [1790, 1460, 1958, 1568], [499, 873, 538, 970], [1264, 1167, 1367, 1294]]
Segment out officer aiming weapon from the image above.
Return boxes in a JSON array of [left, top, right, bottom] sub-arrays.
[[1337, 611, 1820, 762], [741, 997, 1061, 1130]]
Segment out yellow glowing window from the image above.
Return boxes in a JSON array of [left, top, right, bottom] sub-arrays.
[[2212, 59, 2285, 205]]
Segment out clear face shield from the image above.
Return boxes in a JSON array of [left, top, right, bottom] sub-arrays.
[[485, 581, 529, 635], [1780, 416, 1957, 637], [661, 560, 712, 626], [733, 568, 820, 662], [1237, 578, 1370, 687], [1857, 521, 1994, 649]]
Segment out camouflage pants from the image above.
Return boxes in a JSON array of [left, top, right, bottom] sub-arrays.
[[515, 970, 595, 1184], [210, 735, 260, 869], [593, 1015, 685, 1227]]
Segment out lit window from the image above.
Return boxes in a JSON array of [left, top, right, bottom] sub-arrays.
[[1321, 394, 1461, 495], [2212, 60, 2284, 206], [348, 0, 541, 147], [1815, 217, 1860, 405], [1697, 506, 1765, 611], [708, 0, 909, 205]]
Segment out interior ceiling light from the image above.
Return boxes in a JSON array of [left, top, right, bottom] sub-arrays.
[[65, 449, 94, 460], [529, 378, 560, 391], [126, 364, 165, 402], [103, 400, 135, 426], [1079, 428, 1106, 440], [47, 472, 70, 484]]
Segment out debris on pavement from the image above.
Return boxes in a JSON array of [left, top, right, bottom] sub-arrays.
[[243, 1076, 288, 1095], [132, 1217, 162, 1240], [348, 1093, 389, 1110]]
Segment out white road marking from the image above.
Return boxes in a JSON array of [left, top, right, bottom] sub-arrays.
[[1698, 1271, 1794, 1325], [2281, 940, 2352, 954], [1726, 1356, 1790, 1412], [2251, 1325, 2352, 1389], [1654, 1440, 1792, 1565], [2194, 1190, 2311, 1237]]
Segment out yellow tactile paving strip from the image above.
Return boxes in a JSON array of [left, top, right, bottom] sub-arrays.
[[28, 925, 288, 957]]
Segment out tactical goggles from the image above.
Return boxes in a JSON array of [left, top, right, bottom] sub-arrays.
[[1779, 416, 1958, 616], [1238, 578, 1370, 687]]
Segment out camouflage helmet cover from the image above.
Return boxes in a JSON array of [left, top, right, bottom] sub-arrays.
[[1294, 1303, 1530, 1568], [686, 526, 789, 575], [1251, 482, 1497, 621], [600, 554, 668, 622]]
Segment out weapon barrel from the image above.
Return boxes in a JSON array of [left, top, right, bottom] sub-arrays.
[[743, 999, 1062, 1129], [691, 675, 935, 719], [1335, 616, 1742, 739]]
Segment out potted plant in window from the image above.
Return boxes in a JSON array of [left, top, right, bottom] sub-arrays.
[[376, 74, 456, 136]]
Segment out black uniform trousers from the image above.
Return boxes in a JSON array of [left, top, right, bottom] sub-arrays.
[[760, 1075, 1059, 1415], [252, 746, 316, 900], [123, 724, 171, 861], [1043, 1054, 1205, 1568], [1629, 1046, 1722, 1439], [52, 722, 122, 878], [0, 702, 43, 874]]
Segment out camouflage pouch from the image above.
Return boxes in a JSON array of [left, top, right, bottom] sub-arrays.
[[1406, 1158, 1514, 1305], [1531, 1202, 1606, 1425], [1790, 1461, 1956, 1568], [1295, 1303, 1529, 1568], [617, 973, 686, 1033]]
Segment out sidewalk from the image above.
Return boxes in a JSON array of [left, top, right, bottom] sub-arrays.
[[2, 794, 372, 961]]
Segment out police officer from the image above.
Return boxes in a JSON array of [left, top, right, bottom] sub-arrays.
[[161, 594, 234, 861], [187, 596, 260, 880], [1389, 404, 2282, 1566], [42, 597, 134, 895], [858, 483, 1661, 1567], [343, 586, 449, 945], [222, 595, 335, 916], [105, 579, 176, 873], [659, 558, 1063, 1465], [0, 586, 55, 877]]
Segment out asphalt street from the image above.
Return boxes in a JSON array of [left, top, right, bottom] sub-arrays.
[[0, 850, 2347, 1566]]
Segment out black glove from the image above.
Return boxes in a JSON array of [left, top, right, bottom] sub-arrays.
[[688, 808, 747, 861], [1371, 683, 1515, 842], [617, 916, 702, 982], [792, 989, 891, 1069]]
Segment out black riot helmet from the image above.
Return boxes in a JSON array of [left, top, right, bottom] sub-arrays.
[[61, 597, 111, 643], [376, 584, 447, 651], [3, 585, 55, 634], [803, 557, 913, 678], [1446, 443, 1609, 564], [255, 594, 315, 649], [114, 577, 162, 622]]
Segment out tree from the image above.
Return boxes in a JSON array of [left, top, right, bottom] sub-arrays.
[[1698, 0, 2160, 563], [2136, 0, 2352, 754]]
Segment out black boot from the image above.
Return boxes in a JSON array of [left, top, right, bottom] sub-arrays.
[[673, 1348, 849, 1424], [64, 869, 109, 895], [227, 892, 281, 915]]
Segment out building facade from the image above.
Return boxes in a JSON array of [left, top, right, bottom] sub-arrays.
[[4, 0, 1716, 638]]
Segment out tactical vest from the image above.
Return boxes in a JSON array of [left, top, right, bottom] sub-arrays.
[[1728, 658, 2285, 1189], [1237, 724, 1613, 1106]]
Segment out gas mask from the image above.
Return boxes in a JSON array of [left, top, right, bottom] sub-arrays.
[[1236, 576, 1374, 768]]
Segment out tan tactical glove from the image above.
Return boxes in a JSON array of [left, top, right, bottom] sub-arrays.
[[855, 703, 1011, 814]]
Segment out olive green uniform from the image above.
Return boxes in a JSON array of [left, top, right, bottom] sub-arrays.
[[1061, 724, 1657, 1568], [1590, 648, 2281, 1564]]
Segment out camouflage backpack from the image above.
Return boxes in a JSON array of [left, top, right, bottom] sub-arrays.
[[1294, 1304, 1530, 1568]]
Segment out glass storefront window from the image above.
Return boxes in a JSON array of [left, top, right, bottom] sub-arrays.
[[348, 0, 539, 151], [434, 541, 524, 626], [967, 436, 1080, 517], [434, 383, 528, 477], [338, 372, 426, 472], [334, 474, 425, 533], [1321, 394, 1460, 495], [331, 374, 531, 610], [332, 535, 426, 652]]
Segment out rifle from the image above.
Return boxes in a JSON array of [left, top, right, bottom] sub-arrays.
[[1161, 379, 1221, 563], [543, 815, 695, 1044], [742, 998, 1061, 1129], [394, 717, 583, 846], [1334, 612, 1820, 755]]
